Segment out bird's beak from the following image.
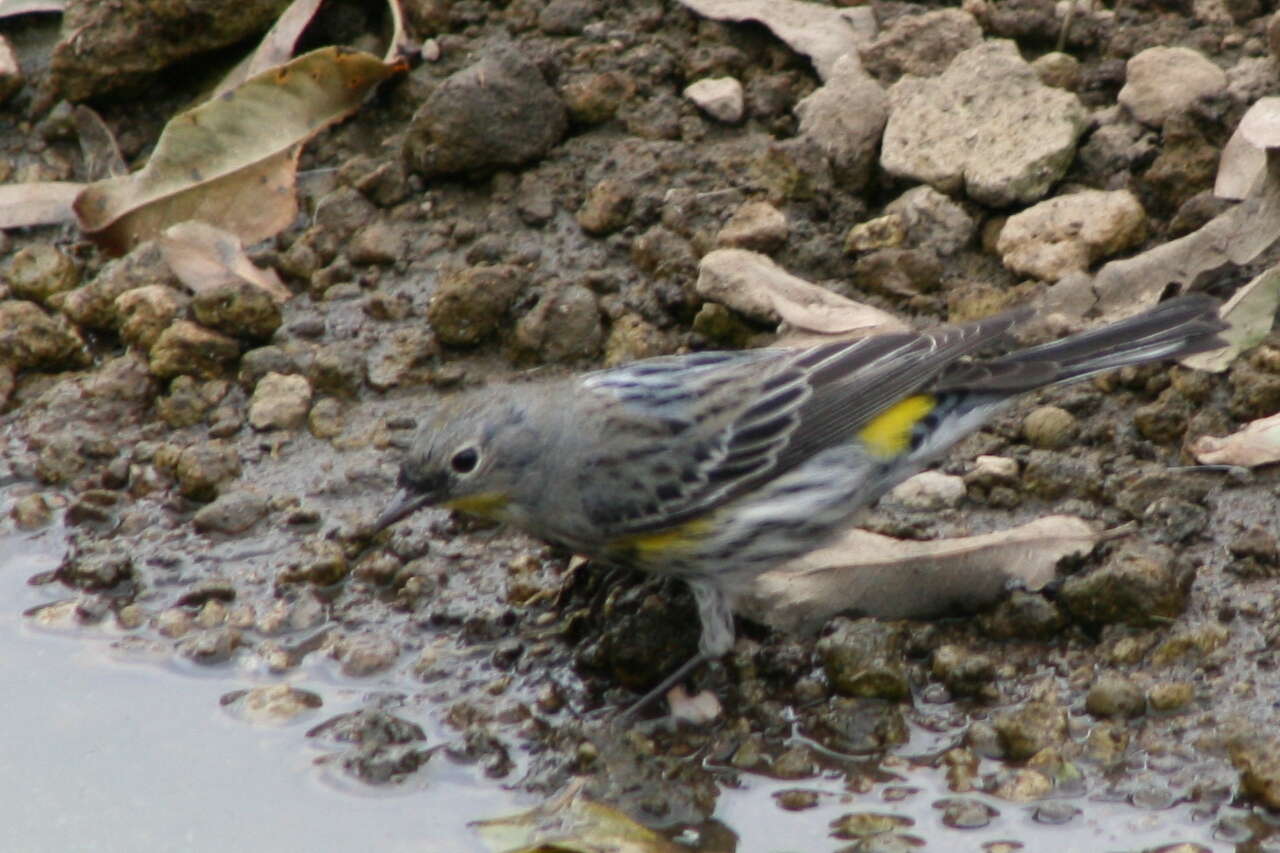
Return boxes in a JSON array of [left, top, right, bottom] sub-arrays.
[[371, 488, 433, 533]]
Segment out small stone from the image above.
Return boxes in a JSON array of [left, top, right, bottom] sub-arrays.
[[1228, 733, 1280, 811], [931, 644, 995, 697], [1022, 405, 1077, 449], [225, 684, 323, 725], [1085, 672, 1146, 719], [513, 284, 603, 363], [993, 701, 1068, 760], [859, 8, 983, 79], [603, 314, 675, 367], [716, 201, 788, 252], [4, 244, 80, 304], [884, 185, 975, 256], [156, 607, 194, 638], [851, 248, 942, 297], [537, 0, 597, 35], [11, 493, 53, 529], [175, 440, 242, 501], [796, 56, 888, 191], [965, 454, 1019, 488], [148, 320, 240, 379], [844, 214, 907, 254], [1118, 46, 1228, 128], [115, 285, 188, 349], [997, 189, 1147, 281], [885, 471, 965, 510], [0, 300, 88, 369], [816, 618, 909, 701], [191, 280, 282, 341], [335, 633, 400, 677], [348, 221, 403, 265], [1147, 681, 1195, 712], [192, 490, 268, 534], [683, 77, 744, 123], [426, 264, 525, 347], [248, 372, 312, 431], [1032, 52, 1081, 91], [561, 71, 636, 126], [309, 343, 366, 397], [308, 397, 345, 439], [772, 745, 817, 780], [1060, 542, 1188, 628], [576, 178, 634, 236]]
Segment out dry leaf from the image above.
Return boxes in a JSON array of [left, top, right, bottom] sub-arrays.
[[0, 181, 81, 228], [1191, 413, 1280, 468], [73, 105, 126, 179], [73, 47, 403, 255], [158, 220, 292, 303], [472, 780, 682, 853], [741, 515, 1102, 635], [676, 0, 875, 81], [1216, 96, 1280, 201], [1181, 264, 1280, 372], [212, 0, 325, 97], [0, 0, 64, 17], [696, 248, 908, 339]]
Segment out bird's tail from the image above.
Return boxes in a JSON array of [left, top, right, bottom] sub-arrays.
[[939, 293, 1227, 392]]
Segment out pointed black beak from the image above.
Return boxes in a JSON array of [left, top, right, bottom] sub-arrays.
[[371, 487, 433, 533]]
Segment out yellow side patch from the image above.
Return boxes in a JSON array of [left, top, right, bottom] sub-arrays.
[[858, 394, 936, 458], [611, 517, 714, 557], [444, 492, 510, 518]]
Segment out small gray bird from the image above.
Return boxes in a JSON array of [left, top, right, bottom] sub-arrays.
[[375, 293, 1225, 716]]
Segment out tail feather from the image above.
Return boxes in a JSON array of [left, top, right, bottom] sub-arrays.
[[939, 293, 1226, 392]]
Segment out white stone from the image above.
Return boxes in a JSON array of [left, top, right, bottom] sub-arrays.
[[683, 76, 744, 123], [796, 55, 889, 190], [885, 471, 967, 510], [1118, 46, 1227, 128]]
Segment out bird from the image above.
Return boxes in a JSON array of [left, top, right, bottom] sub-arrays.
[[373, 293, 1225, 718]]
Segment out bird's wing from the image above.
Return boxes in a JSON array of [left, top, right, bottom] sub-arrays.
[[577, 309, 1026, 536]]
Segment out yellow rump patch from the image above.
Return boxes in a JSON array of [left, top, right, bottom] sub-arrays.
[[443, 492, 510, 518], [858, 394, 936, 458]]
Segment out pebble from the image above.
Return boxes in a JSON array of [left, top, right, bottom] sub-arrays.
[[683, 76, 744, 123], [1118, 46, 1228, 128], [248, 372, 312, 431]]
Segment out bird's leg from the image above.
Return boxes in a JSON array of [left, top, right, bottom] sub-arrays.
[[619, 578, 735, 722]]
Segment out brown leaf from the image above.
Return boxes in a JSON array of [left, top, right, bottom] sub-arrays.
[[0, 181, 81, 228], [73, 47, 404, 256], [741, 515, 1102, 634], [1191, 413, 1280, 468], [212, 0, 324, 97], [73, 105, 126, 179], [1181, 264, 1280, 373], [158, 221, 292, 303]]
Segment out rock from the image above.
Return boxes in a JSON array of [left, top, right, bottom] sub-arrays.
[[1032, 52, 1081, 91], [562, 71, 636, 126], [403, 47, 567, 176], [513, 284, 603, 363], [335, 633, 400, 677], [367, 327, 439, 390], [996, 190, 1147, 281], [49, 0, 286, 101], [0, 300, 88, 370], [683, 76, 744, 123], [812, 696, 909, 753], [844, 214, 906, 254], [348, 222, 403, 266], [603, 314, 675, 367], [851, 248, 942, 297], [538, 0, 597, 34], [576, 178, 634, 235], [859, 8, 983, 79], [1060, 542, 1189, 627], [309, 343, 366, 397], [751, 137, 834, 202], [1229, 733, 1280, 811], [1147, 681, 1194, 712], [249, 372, 312, 431], [1118, 46, 1228, 128], [885, 471, 965, 510], [716, 201, 788, 252], [55, 542, 133, 591], [881, 40, 1088, 207], [980, 591, 1066, 640], [191, 280, 282, 342], [931, 644, 995, 697], [193, 490, 268, 534], [1078, 117, 1158, 181], [1085, 672, 1146, 719], [795, 56, 888, 191], [1225, 57, 1280, 107], [175, 440, 242, 501], [4, 244, 80, 305], [816, 618, 909, 701], [965, 454, 1019, 489], [1022, 405, 1077, 449], [225, 685, 322, 725], [148, 320, 240, 379], [427, 264, 525, 347], [114, 285, 188, 349], [883, 185, 975, 256], [10, 493, 53, 530], [993, 701, 1068, 760]]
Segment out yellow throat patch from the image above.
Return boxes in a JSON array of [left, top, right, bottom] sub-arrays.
[[857, 394, 936, 458]]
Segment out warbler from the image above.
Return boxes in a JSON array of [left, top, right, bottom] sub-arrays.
[[374, 293, 1225, 715]]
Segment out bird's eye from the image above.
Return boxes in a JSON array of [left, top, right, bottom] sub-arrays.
[[450, 447, 479, 474]]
